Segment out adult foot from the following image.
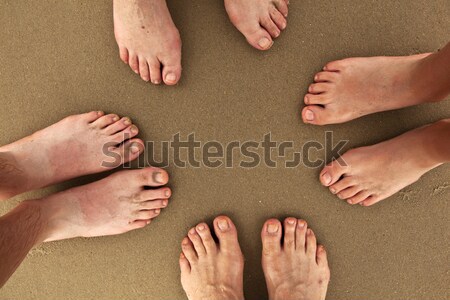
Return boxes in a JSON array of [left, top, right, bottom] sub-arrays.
[[30, 167, 171, 242], [114, 0, 182, 85], [0, 111, 144, 199], [301, 53, 446, 125], [180, 216, 245, 300], [320, 120, 450, 206], [224, 0, 288, 51], [261, 218, 330, 300]]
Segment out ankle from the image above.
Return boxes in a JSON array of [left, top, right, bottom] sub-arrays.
[[14, 200, 51, 244]]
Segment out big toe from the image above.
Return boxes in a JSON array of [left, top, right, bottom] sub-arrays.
[[261, 218, 282, 257], [161, 41, 182, 85], [242, 27, 274, 51], [213, 216, 242, 255]]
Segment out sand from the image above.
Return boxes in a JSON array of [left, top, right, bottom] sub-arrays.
[[0, 0, 449, 299]]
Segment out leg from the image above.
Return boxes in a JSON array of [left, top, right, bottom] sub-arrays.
[[0, 111, 144, 200], [261, 218, 330, 300], [180, 216, 244, 300], [224, 0, 289, 50], [113, 0, 182, 85], [302, 42, 450, 125], [320, 119, 450, 206], [0, 167, 170, 287]]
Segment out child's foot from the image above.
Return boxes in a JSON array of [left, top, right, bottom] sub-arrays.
[[32, 167, 171, 242], [261, 218, 330, 300], [0, 111, 144, 199], [113, 0, 182, 85], [301, 53, 441, 125], [224, 0, 288, 51], [180, 216, 245, 300], [320, 120, 449, 206]]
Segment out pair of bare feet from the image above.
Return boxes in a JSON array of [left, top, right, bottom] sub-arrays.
[[180, 216, 330, 300], [300, 43, 450, 206], [113, 0, 289, 85]]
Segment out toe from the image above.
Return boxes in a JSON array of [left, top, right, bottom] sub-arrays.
[[306, 228, 317, 259], [304, 93, 332, 106], [129, 53, 139, 74], [269, 7, 287, 30], [261, 219, 282, 256], [273, 0, 289, 17], [148, 59, 162, 85], [302, 105, 333, 125], [188, 227, 206, 257], [316, 244, 329, 268], [136, 208, 161, 220], [260, 16, 281, 38], [83, 111, 104, 123], [138, 188, 171, 202], [129, 219, 150, 230], [308, 82, 333, 94], [360, 195, 382, 207], [139, 58, 150, 82], [348, 190, 371, 205], [320, 158, 349, 186], [323, 59, 346, 71], [179, 252, 191, 274], [196, 223, 217, 254], [92, 114, 120, 129], [108, 139, 144, 166], [104, 117, 132, 135], [283, 217, 297, 251], [329, 176, 355, 194], [295, 219, 308, 251], [213, 216, 241, 254], [139, 199, 169, 210], [337, 186, 361, 201], [111, 124, 139, 143], [314, 71, 339, 83], [133, 167, 170, 187], [241, 26, 274, 51], [182, 237, 198, 264], [119, 47, 129, 64]]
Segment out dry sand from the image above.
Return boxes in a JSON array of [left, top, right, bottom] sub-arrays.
[[0, 0, 449, 299]]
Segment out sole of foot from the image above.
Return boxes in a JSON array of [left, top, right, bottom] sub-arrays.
[[30, 167, 171, 242], [0, 111, 144, 200], [114, 0, 182, 85], [180, 216, 245, 300], [261, 218, 330, 300], [224, 0, 289, 51], [320, 119, 450, 206], [301, 53, 438, 125]]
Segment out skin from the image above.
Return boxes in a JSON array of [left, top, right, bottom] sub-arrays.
[[302, 42, 450, 125], [224, 0, 289, 50], [0, 111, 144, 200], [320, 119, 450, 206], [113, 0, 182, 85], [0, 167, 170, 288]]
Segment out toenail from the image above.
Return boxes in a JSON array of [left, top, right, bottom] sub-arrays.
[[307, 229, 313, 235], [197, 224, 205, 231], [287, 219, 295, 225], [134, 69, 139, 74], [164, 190, 171, 198], [267, 223, 279, 233], [304, 109, 314, 121], [182, 237, 189, 245], [130, 125, 138, 133], [129, 142, 141, 154], [153, 172, 164, 184], [281, 22, 286, 30], [297, 221, 306, 228], [146, 220, 151, 225], [258, 37, 272, 49], [152, 79, 161, 85], [162, 200, 168, 207], [112, 116, 119, 122], [322, 172, 332, 185], [330, 187, 336, 194], [347, 199, 353, 204], [97, 111, 104, 116], [189, 228, 196, 234], [304, 96, 310, 104], [154, 209, 160, 214], [166, 73, 176, 83], [123, 117, 131, 125], [217, 219, 229, 231]]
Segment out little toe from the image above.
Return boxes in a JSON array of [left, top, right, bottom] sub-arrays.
[[148, 59, 162, 85], [348, 190, 371, 205], [323, 59, 346, 71], [84, 111, 104, 123], [314, 71, 339, 83], [283, 217, 297, 251], [92, 114, 120, 129], [196, 223, 217, 254], [306, 228, 317, 259], [316, 245, 329, 268], [302, 105, 333, 125], [337, 186, 361, 201], [119, 47, 129, 64], [104, 117, 132, 135], [129, 53, 139, 74], [360, 195, 381, 207], [295, 219, 308, 251], [181, 237, 198, 264], [136, 208, 161, 220], [308, 82, 332, 94], [261, 219, 282, 256], [213, 216, 241, 254], [139, 58, 150, 82], [139, 199, 169, 211], [179, 252, 191, 274], [188, 227, 206, 257], [304, 94, 332, 106], [129, 219, 150, 230], [320, 159, 349, 186], [269, 7, 287, 30], [329, 176, 355, 194], [260, 16, 281, 38], [111, 124, 139, 143]]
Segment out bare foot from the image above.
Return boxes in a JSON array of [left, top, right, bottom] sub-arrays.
[[31, 167, 171, 242], [301, 53, 445, 125], [114, 0, 182, 85], [320, 119, 450, 206], [224, 0, 288, 50], [0, 111, 144, 199], [180, 216, 245, 300], [261, 218, 330, 300]]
